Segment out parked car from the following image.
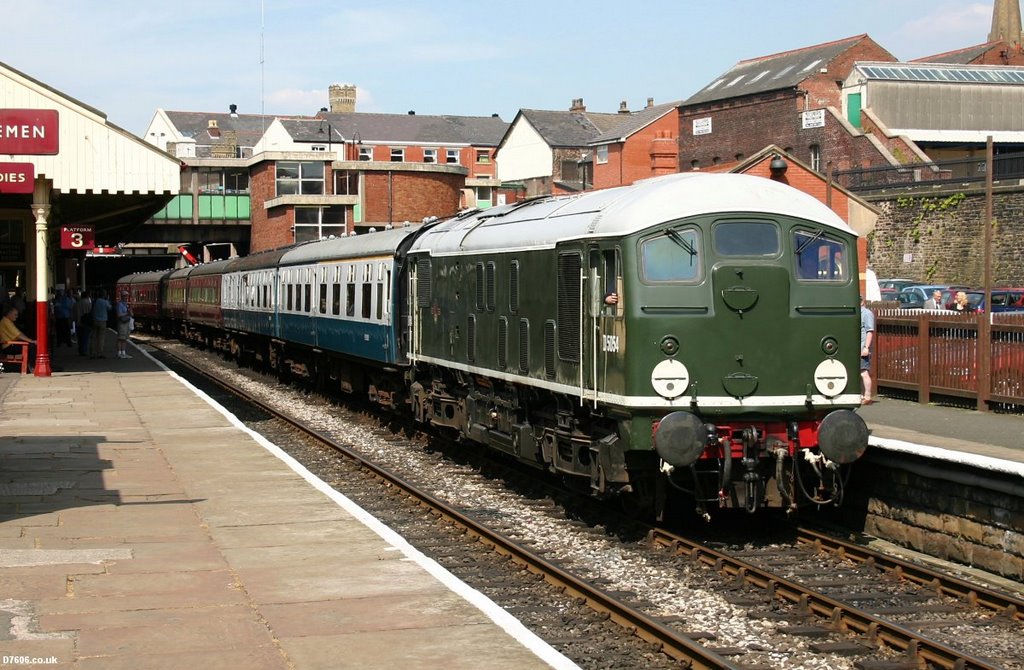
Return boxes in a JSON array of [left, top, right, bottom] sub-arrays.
[[943, 288, 1024, 312], [879, 278, 918, 294], [897, 285, 953, 309]]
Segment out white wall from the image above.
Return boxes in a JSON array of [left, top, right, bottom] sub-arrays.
[[497, 119, 553, 182]]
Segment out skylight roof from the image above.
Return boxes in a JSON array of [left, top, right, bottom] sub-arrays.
[[859, 63, 1024, 84]]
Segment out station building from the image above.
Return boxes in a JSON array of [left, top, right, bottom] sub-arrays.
[[0, 60, 180, 375]]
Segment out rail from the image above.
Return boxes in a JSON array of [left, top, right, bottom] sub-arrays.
[[870, 307, 1024, 410]]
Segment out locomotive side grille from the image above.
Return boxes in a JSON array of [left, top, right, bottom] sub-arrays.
[[416, 259, 431, 308], [509, 261, 520, 312], [467, 314, 476, 362], [519, 318, 529, 372], [475, 263, 485, 310], [544, 320, 556, 379], [485, 262, 496, 311], [557, 253, 581, 363], [498, 317, 508, 369]]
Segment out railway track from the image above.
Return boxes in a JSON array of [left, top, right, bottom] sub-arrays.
[[142, 337, 1023, 669]]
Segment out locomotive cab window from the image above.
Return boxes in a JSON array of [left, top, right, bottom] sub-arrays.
[[793, 229, 848, 281], [713, 221, 779, 256], [640, 228, 702, 283]]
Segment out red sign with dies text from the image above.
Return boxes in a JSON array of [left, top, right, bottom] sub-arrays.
[[0, 109, 59, 155], [0, 162, 34, 193], [61, 225, 96, 251]]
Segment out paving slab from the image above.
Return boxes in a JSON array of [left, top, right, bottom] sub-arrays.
[[0, 345, 575, 670]]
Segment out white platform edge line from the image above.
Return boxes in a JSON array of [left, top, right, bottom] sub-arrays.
[[869, 436, 1024, 478], [136, 345, 580, 670]]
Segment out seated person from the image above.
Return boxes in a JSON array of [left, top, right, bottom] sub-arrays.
[[0, 306, 37, 372]]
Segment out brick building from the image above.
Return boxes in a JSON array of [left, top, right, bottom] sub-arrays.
[[679, 35, 897, 174], [495, 99, 626, 197], [589, 99, 681, 189], [247, 111, 507, 252]]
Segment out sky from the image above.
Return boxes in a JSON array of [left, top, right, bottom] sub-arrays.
[[1, 0, 1002, 137]]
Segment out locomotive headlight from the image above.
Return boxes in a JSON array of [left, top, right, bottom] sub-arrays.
[[660, 336, 679, 356], [821, 336, 839, 356], [813, 358, 848, 397]]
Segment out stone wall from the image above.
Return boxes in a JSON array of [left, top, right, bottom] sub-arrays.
[[833, 451, 1024, 580], [864, 185, 1024, 286]]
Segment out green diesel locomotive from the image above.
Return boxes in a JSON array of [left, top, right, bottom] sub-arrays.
[[405, 172, 867, 516]]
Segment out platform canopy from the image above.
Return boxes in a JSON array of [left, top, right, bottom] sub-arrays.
[[0, 60, 180, 241]]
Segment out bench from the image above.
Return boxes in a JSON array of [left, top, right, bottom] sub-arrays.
[[1, 341, 30, 374]]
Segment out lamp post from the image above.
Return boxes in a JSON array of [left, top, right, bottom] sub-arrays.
[[317, 120, 334, 155]]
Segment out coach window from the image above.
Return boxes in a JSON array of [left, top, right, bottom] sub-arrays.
[[362, 282, 372, 319], [287, 284, 294, 311], [713, 221, 779, 257], [640, 227, 702, 283], [793, 229, 848, 281], [332, 284, 341, 315], [319, 283, 328, 313], [304, 284, 312, 313]]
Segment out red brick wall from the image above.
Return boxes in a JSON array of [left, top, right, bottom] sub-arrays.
[[679, 37, 897, 174], [361, 171, 462, 226], [593, 111, 679, 189]]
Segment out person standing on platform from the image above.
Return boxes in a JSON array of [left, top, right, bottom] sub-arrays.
[[0, 306, 36, 373], [860, 295, 875, 405], [75, 289, 92, 356], [53, 289, 74, 347], [89, 289, 111, 359], [924, 289, 944, 310], [114, 291, 132, 359]]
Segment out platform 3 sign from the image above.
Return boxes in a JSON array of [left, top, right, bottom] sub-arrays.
[[0, 162, 34, 193], [61, 225, 95, 250], [0, 109, 59, 155]]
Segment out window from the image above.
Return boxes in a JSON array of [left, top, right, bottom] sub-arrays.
[[294, 206, 347, 243], [446, 149, 460, 164], [361, 283, 372, 318], [475, 186, 492, 206], [346, 283, 356, 316], [358, 146, 373, 161], [332, 284, 341, 315], [335, 170, 359, 195], [276, 161, 324, 196], [476, 149, 490, 163], [640, 228, 701, 283], [196, 167, 250, 194], [809, 144, 821, 172], [794, 230, 848, 281], [423, 148, 437, 163], [596, 145, 608, 164], [715, 221, 779, 256], [390, 147, 405, 162]]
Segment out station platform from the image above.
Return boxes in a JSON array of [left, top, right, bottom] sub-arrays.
[[0, 337, 577, 669]]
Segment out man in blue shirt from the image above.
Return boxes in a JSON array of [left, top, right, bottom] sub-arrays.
[[860, 295, 876, 405]]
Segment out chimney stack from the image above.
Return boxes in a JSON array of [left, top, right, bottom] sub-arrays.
[[328, 83, 357, 113], [646, 97, 654, 109], [229, 104, 238, 117], [618, 100, 630, 114], [569, 98, 586, 112]]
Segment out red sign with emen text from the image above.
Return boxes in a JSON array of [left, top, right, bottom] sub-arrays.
[[0, 109, 59, 155], [0, 162, 34, 193], [61, 225, 96, 250]]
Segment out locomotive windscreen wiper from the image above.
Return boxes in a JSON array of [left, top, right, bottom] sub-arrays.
[[795, 228, 823, 255], [665, 227, 696, 256]]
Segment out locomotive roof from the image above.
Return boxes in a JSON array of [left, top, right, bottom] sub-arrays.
[[407, 172, 856, 256], [278, 226, 420, 266]]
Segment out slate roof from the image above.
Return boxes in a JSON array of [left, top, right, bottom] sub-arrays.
[[311, 111, 509, 146], [684, 34, 890, 106], [590, 101, 682, 145], [163, 111, 293, 148], [517, 109, 624, 147], [912, 42, 1005, 65]]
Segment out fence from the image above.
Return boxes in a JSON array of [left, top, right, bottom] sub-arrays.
[[872, 307, 1024, 410], [833, 150, 1024, 192]]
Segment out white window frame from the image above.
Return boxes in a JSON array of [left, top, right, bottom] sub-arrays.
[[446, 149, 460, 164], [358, 146, 373, 161], [390, 147, 405, 162], [423, 148, 437, 163]]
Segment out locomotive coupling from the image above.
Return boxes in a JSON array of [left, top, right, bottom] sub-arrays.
[[652, 411, 708, 468], [816, 409, 869, 465]]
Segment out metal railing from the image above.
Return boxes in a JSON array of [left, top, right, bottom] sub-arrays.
[[834, 151, 1024, 192], [872, 307, 1024, 410]]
